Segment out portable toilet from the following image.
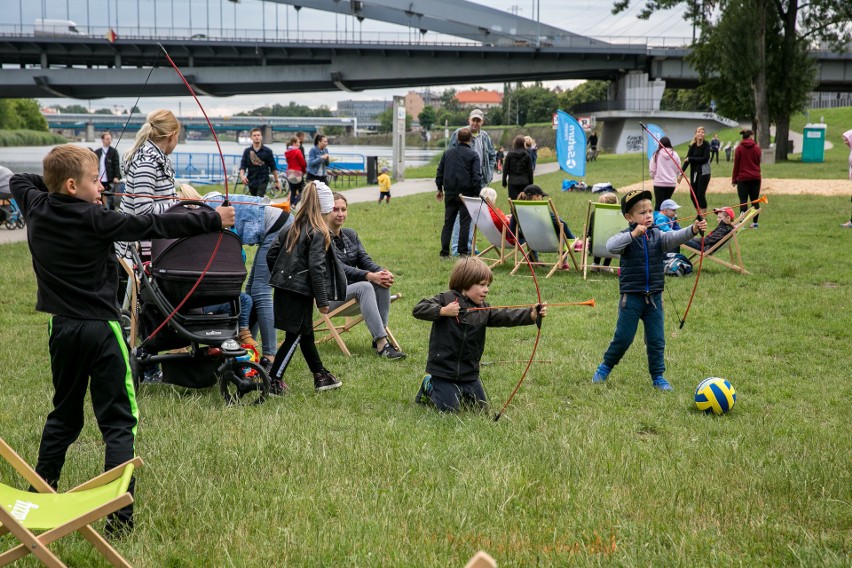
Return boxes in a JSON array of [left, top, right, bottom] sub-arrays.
[[801, 123, 827, 163]]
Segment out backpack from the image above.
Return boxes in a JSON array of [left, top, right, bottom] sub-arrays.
[[664, 252, 693, 277]]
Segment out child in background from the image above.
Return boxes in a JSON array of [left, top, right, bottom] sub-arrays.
[[591, 191, 618, 269], [413, 257, 546, 412], [378, 166, 392, 203], [11, 145, 234, 535], [653, 198, 682, 233], [591, 189, 706, 391], [684, 206, 735, 250], [266, 181, 347, 394]]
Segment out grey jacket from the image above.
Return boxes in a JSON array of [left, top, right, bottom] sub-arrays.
[[450, 128, 497, 188]]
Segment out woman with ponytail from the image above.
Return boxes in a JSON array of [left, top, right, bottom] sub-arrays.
[[649, 136, 681, 211], [116, 109, 181, 260]]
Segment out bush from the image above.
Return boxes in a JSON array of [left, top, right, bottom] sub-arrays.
[[0, 130, 68, 147]]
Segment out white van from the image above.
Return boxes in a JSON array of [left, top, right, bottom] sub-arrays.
[[34, 19, 82, 36]]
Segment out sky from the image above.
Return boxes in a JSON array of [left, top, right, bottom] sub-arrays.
[[4, 0, 694, 115]]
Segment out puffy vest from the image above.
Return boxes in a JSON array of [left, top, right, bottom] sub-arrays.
[[617, 228, 666, 294]]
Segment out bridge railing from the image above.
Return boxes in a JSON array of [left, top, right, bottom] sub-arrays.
[[0, 23, 692, 49], [170, 152, 367, 184]]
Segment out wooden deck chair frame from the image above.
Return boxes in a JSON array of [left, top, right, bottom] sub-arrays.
[[460, 196, 516, 268], [508, 198, 579, 278], [581, 200, 628, 279], [681, 207, 760, 275], [0, 438, 142, 568], [313, 293, 403, 356]]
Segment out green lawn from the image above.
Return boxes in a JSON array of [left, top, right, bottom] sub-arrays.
[[1, 128, 850, 566]]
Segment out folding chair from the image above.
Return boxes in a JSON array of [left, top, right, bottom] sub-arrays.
[[581, 201, 628, 279], [461, 196, 516, 268], [508, 199, 579, 278], [0, 438, 142, 568], [313, 293, 403, 357], [681, 207, 760, 275]]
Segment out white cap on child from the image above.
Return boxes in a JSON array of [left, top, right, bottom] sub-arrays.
[[314, 181, 334, 214]]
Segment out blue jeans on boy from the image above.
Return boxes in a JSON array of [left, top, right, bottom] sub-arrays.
[[245, 231, 277, 358], [601, 292, 665, 378]]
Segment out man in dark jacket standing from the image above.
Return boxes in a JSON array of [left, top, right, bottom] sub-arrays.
[[94, 132, 121, 210], [436, 128, 482, 258]]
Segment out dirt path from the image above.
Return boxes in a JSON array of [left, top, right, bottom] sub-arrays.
[[621, 177, 852, 196]]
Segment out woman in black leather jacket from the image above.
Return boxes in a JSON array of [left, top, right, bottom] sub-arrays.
[[266, 181, 347, 394]]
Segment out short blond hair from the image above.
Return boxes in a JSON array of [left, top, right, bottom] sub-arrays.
[[479, 187, 497, 203], [42, 145, 98, 194], [598, 192, 618, 204], [448, 257, 493, 292]]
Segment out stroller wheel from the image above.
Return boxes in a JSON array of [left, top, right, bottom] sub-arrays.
[[129, 349, 143, 391], [219, 359, 270, 406], [4, 220, 14, 230], [15, 219, 24, 229]]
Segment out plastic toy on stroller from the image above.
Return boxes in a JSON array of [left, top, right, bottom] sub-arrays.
[[0, 193, 25, 230], [125, 202, 270, 405]]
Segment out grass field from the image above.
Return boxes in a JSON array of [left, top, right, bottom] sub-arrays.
[[0, 120, 850, 566]]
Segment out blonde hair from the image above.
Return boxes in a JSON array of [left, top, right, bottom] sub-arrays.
[[123, 109, 181, 164], [286, 181, 331, 253], [524, 135, 536, 148], [42, 145, 98, 194], [177, 183, 203, 201], [448, 257, 493, 292], [691, 126, 706, 146], [598, 192, 618, 204]]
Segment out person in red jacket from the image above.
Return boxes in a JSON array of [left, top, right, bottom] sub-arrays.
[[732, 129, 762, 228], [284, 136, 307, 207]]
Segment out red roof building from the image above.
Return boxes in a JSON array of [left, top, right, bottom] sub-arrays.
[[454, 90, 503, 108]]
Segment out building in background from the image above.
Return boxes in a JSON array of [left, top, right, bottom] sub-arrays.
[[455, 89, 503, 109], [335, 99, 392, 131]]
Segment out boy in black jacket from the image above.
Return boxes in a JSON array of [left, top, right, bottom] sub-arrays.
[[435, 127, 482, 258], [413, 257, 546, 412], [11, 145, 234, 535]]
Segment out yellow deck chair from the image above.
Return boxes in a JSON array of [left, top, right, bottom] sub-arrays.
[[313, 293, 403, 357], [681, 207, 761, 275], [461, 196, 516, 268], [508, 198, 579, 278], [0, 438, 141, 568], [580, 200, 628, 279]]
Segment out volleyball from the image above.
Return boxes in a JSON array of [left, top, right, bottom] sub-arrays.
[[694, 377, 736, 415]]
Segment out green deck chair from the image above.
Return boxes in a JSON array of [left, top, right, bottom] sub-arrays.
[[0, 437, 141, 568], [581, 200, 628, 279]]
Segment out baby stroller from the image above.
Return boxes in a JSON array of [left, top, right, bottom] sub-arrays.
[[125, 202, 270, 405], [0, 193, 25, 230]]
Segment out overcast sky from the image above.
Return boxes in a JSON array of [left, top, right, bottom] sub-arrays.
[[5, 0, 694, 115]]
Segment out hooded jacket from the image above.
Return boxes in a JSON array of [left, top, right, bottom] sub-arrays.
[[649, 148, 682, 187], [732, 138, 762, 183]]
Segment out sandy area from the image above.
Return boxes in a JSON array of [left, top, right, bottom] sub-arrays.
[[620, 177, 852, 196]]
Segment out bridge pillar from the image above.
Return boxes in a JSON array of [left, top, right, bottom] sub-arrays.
[[179, 128, 187, 143], [85, 122, 95, 143], [609, 72, 665, 112], [262, 125, 273, 144]]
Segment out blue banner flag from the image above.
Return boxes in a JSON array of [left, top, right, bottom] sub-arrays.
[[556, 110, 586, 177], [646, 123, 666, 161]]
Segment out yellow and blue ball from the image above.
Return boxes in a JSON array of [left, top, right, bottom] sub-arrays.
[[694, 377, 736, 415]]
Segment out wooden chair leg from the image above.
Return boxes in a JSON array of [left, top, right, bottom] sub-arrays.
[[385, 327, 401, 351], [321, 313, 351, 356]]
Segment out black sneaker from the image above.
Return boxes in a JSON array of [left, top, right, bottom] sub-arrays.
[[269, 378, 289, 396], [314, 370, 342, 392], [377, 342, 406, 360]]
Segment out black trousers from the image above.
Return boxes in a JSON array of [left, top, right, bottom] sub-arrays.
[[248, 183, 267, 198], [440, 194, 472, 256], [37, 316, 137, 520], [423, 376, 488, 412], [689, 172, 710, 210], [653, 185, 676, 211], [737, 178, 762, 223], [507, 183, 528, 200]]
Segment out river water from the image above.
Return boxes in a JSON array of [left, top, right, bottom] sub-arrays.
[[0, 140, 440, 175]]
